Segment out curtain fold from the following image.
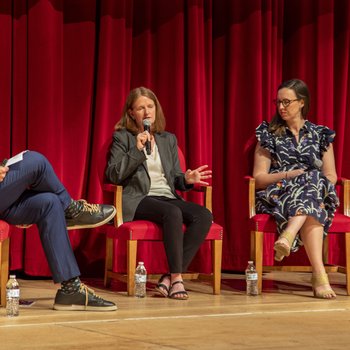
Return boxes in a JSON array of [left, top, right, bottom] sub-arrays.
[[0, 0, 12, 155], [1, 0, 350, 278], [213, 0, 284, 269]]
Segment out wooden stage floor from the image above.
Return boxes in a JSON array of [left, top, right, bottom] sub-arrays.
[[1, 271, 350, 349]]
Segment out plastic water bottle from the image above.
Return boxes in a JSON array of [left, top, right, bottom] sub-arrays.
[[134, 262, 147, 298], [6, 275, 20, 317], [245, 261, 259, 296]]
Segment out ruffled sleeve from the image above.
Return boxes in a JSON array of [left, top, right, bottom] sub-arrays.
[[256, 121, 275, 154], [316, 125, 336, 153]]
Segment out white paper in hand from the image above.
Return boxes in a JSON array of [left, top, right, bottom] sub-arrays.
[[6, 150, 29, 166]]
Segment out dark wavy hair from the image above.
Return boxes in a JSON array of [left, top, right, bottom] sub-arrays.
[[114, 87, 166, 134], [269, 79, 310, 136]]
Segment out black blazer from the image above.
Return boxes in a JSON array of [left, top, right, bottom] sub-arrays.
[[105, 128, 192, 222]]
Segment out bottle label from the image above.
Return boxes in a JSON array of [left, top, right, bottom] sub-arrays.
[[246, 273, 258, 281], [135, 275, 147, 283], [6, 289, 20, 298]]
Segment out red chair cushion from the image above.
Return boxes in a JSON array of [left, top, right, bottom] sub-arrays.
[[248, 214, 277, 232], [0, 220, 10, 242], [206, 223, 223, 240], [106, 221, 223, 241], [249, 212, 350, 233], [329, 213, 350, 232]]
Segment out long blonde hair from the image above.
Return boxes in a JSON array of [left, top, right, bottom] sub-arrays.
[[115, 87, 166, 134]]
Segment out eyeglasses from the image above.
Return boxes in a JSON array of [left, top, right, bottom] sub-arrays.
[[273, 98, 300, 108]]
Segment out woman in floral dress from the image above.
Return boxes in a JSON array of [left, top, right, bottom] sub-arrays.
[[253, 79, 339, 299]]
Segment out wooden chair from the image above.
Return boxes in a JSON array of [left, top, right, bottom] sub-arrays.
[[246, 175, 350, 294], [99, 143, 223, 296], [0, 220, 10, 306]]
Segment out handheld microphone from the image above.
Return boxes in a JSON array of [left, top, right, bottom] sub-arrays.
[[143, 119, 151, 155], [313, 159, 323, 170]]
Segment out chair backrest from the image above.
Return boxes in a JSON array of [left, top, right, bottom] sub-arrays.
[[97, 139, 114, 204], [244, 134, 257, 176], [98, 139, 112, 183], [177, 146, 186, 172]]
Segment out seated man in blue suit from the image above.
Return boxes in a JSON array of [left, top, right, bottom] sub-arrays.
[[0, 151, 117, 311]]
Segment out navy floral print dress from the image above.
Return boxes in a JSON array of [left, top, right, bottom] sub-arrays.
[[255, 120, 339, 252]]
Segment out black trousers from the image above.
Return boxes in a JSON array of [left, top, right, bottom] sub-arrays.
[[133, 196, 213, 273]]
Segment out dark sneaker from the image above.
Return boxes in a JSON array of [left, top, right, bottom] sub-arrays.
[[66, 200, 116, 230], [53, 283, 117, 311]]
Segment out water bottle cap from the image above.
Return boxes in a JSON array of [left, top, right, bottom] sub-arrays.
[[138, 262, 144, 265], [248, 261, 253, 264], [9, 274, 16, 279]]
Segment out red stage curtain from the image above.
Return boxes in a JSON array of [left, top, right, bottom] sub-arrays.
[[0, 0, 350, 278]]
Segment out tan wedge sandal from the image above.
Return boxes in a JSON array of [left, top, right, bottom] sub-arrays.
[[274, 230, 295, 262], [311, 273, 336, 299]]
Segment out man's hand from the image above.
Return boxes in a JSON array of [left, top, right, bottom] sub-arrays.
[[0, 165, 9, 183]]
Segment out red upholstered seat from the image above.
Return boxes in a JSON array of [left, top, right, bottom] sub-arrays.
[[0, 220, 10, 242], [249, 214, 279, 232], [99, 141, 223, 295], [329, 213, 350, 232], [106, 220, 223, 241], [0, 220, 10, 306]]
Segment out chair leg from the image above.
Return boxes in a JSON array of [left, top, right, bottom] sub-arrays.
[[251, 230, 263, 294], [211, 239, 222, 295], [127, 240, 137, 296], [104, 237, 113, 287], [0, 238, 10, 306], [345, 232, 350, 295], [323, 235, 329, 264]]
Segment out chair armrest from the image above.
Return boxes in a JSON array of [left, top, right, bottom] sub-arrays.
[[194, 185, 212, 212], [177, 184, 213, 212], [244, 176, 256, 218], [103, 183, 118, 192], [337, 177, 349, 185], [338, 177, 350, 216], [103, 183, 124, 227], [16, 224, 33, 229]]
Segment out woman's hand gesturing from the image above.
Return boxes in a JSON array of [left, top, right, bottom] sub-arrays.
[[185, 165, 212, 186]]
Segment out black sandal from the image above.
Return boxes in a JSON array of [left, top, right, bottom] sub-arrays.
[[155, 274, 170, 297], [168, 280, 189, 300]]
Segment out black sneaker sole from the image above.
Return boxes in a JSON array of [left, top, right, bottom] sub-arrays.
[[67, 207, 116, 230], [53, 303, 117, 311]]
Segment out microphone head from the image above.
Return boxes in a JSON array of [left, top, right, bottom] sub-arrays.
[[313, 159, 323, 170], [143, 119, 151, 129]]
